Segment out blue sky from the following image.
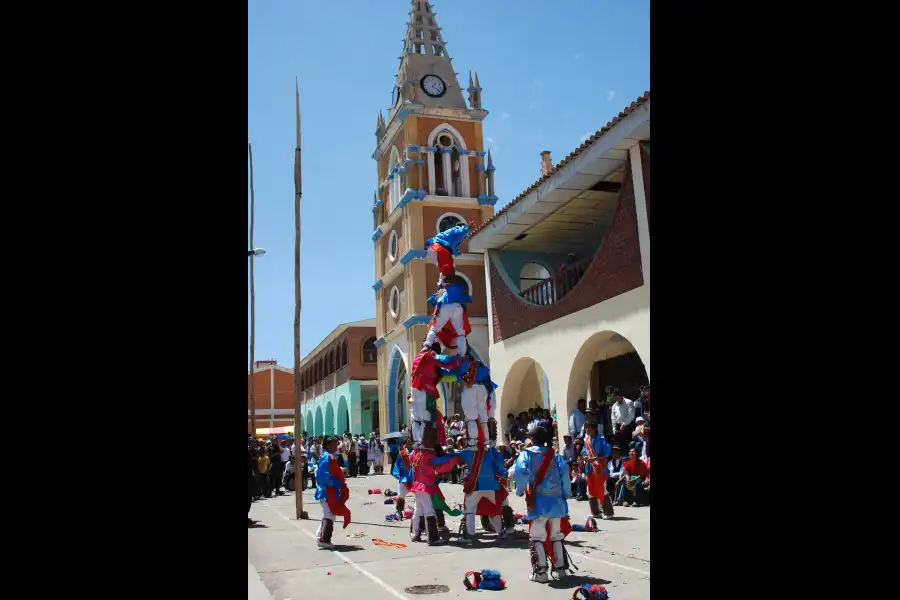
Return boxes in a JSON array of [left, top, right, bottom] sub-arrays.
[[248, 0, 649, 365]]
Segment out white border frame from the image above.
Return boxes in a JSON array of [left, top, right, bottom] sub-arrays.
[[387, 229, 399, 263], [456, 271, 473, 297], [435, 211, 466, 236], [388, 285, 400, 318]]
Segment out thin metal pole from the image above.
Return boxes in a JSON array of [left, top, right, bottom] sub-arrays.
[[249, 142, 257, 436]]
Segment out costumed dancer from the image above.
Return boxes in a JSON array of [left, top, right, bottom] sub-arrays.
[[425, 222, 471, 285], [314, 435, 352, 549], [424, 273, 472, 356], [440, 350, 498, 448], [515, 420, 574, 583], [456, 432, 509, 544], [408, 426, 463, 545], [582, 420, 614, 519], [410, 343, 464, 449], [391, 435, 415, 515]]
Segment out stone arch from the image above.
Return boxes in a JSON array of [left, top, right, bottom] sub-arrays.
[[497, 357, 549, 425], [565, 330, 649, 433], [325, 401, 335, 436], [426, 123, 469, 197], [314, 406, 324, 437], [427, 123, 468, 149], [337, 395, 349, 434], [306, 409, 314, 434], [386, 345, 409, 432]]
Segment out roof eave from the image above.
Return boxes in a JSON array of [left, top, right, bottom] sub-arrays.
[[469, 97, 650, 252]]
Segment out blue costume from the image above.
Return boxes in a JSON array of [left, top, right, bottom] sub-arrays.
[[390, 446, 414, 514], [515, 434, 572, 582], [314, 449, 351, 547], [441, 358, 498, 448], [456, 446, 507, 539]]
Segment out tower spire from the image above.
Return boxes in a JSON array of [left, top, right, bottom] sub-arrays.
[[393, 0, 466, 112]]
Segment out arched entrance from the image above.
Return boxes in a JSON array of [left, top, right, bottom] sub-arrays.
[[314, 406, 324, 437], [337, 395, 349, 434], [386, 347, 409, 432], [498, 357, 549, 427], [305, 410, 314, 435], [566, 331, 649, 436], [325, 401, 335, 436]]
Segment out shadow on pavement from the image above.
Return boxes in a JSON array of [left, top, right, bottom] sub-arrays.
[[603, 516, 639, 521], [326, 544, 365, 552], [248, 519, 269, 529], [547, 575, 612, 589]]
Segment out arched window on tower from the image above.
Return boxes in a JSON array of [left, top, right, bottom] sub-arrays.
[[429, 129, 467, 197], [363, 337, 377, 364], [388, 146, 402, 213]]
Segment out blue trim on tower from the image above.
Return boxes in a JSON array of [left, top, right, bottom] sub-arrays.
[[476, 151, 487, 158], [403, 314, 432, 329], [417, 189, 427, 200], [373, 337, 386, 348], [409, 144, 420, 153], [398, 188, 418, 209], [477, 194, 499, 206], [400, 249, 428, 265], [372, 227, 384, 242], [476, 164, 485, 172], [372, 279, 384, 292], [423, 146, 438, 153], [457, 149, 472, 156], [416, 159, 424, 166], [372, 199, 384, 214]]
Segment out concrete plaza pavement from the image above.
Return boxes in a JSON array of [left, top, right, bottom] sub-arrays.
[[249, 471, 650, 600]]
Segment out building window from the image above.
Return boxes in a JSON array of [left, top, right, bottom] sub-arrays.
[[519, 262, 551, 292], [388, 230, 399, 262], [341, 340, 348, 368], [388, 146, 402, 213], [389, 286, 400, 318], [436, 212, 466, 235], [363, 337, 377, 363]]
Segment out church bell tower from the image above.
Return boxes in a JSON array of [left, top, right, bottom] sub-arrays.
[[371, 0, 498, 436]]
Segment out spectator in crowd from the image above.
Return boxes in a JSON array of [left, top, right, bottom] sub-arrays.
[[606, 445, 624, 497], [504, 413, 517, 444], [357, 435, 369, 475], [256, 446, 272, 498], [346, 434, 358, 477], [562, 435, 577, 461], [269, 440, 285, 496], [632, 416, 649, 460], [569, 398, 587, 442], [367, 433, 384, 474], [571, 455, 588, 500], [608, 386, 636, 452], [616, 447, 649, 507]]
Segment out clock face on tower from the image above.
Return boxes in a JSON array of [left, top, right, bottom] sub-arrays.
[[420, 74, 446, 98]]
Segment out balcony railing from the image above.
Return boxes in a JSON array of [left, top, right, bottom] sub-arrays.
[[519, 258, 591, 306], [302, 366, 351, 402]]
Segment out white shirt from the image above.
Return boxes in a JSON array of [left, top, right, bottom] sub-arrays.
[[610, 398, 635, 430], [568, 409, 586, 438], [280, 447, 291, 463]]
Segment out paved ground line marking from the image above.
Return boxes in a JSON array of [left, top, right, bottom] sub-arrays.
[[263, 504, 411, 600], [570, 551, 650, 576]]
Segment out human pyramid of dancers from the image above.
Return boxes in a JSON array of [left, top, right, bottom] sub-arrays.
[[314, 223, 609, 585]]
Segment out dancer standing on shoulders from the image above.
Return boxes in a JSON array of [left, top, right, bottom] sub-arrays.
[[439, 349, 498, 448], [410, 343, 464, 449], [314, 435, 352, 549], [515, 420, 573, 583]]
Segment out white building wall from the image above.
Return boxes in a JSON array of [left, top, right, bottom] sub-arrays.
[[491, 284, 649, 425]]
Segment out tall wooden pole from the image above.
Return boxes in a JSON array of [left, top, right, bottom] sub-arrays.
[[293, 78, 308, 519], [249, 142, 257, 436]]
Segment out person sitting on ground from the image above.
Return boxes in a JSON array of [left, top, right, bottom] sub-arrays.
[[606, 445, 624, 498], [572, 455, 588, 500], [616, 447, 649, 507]]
